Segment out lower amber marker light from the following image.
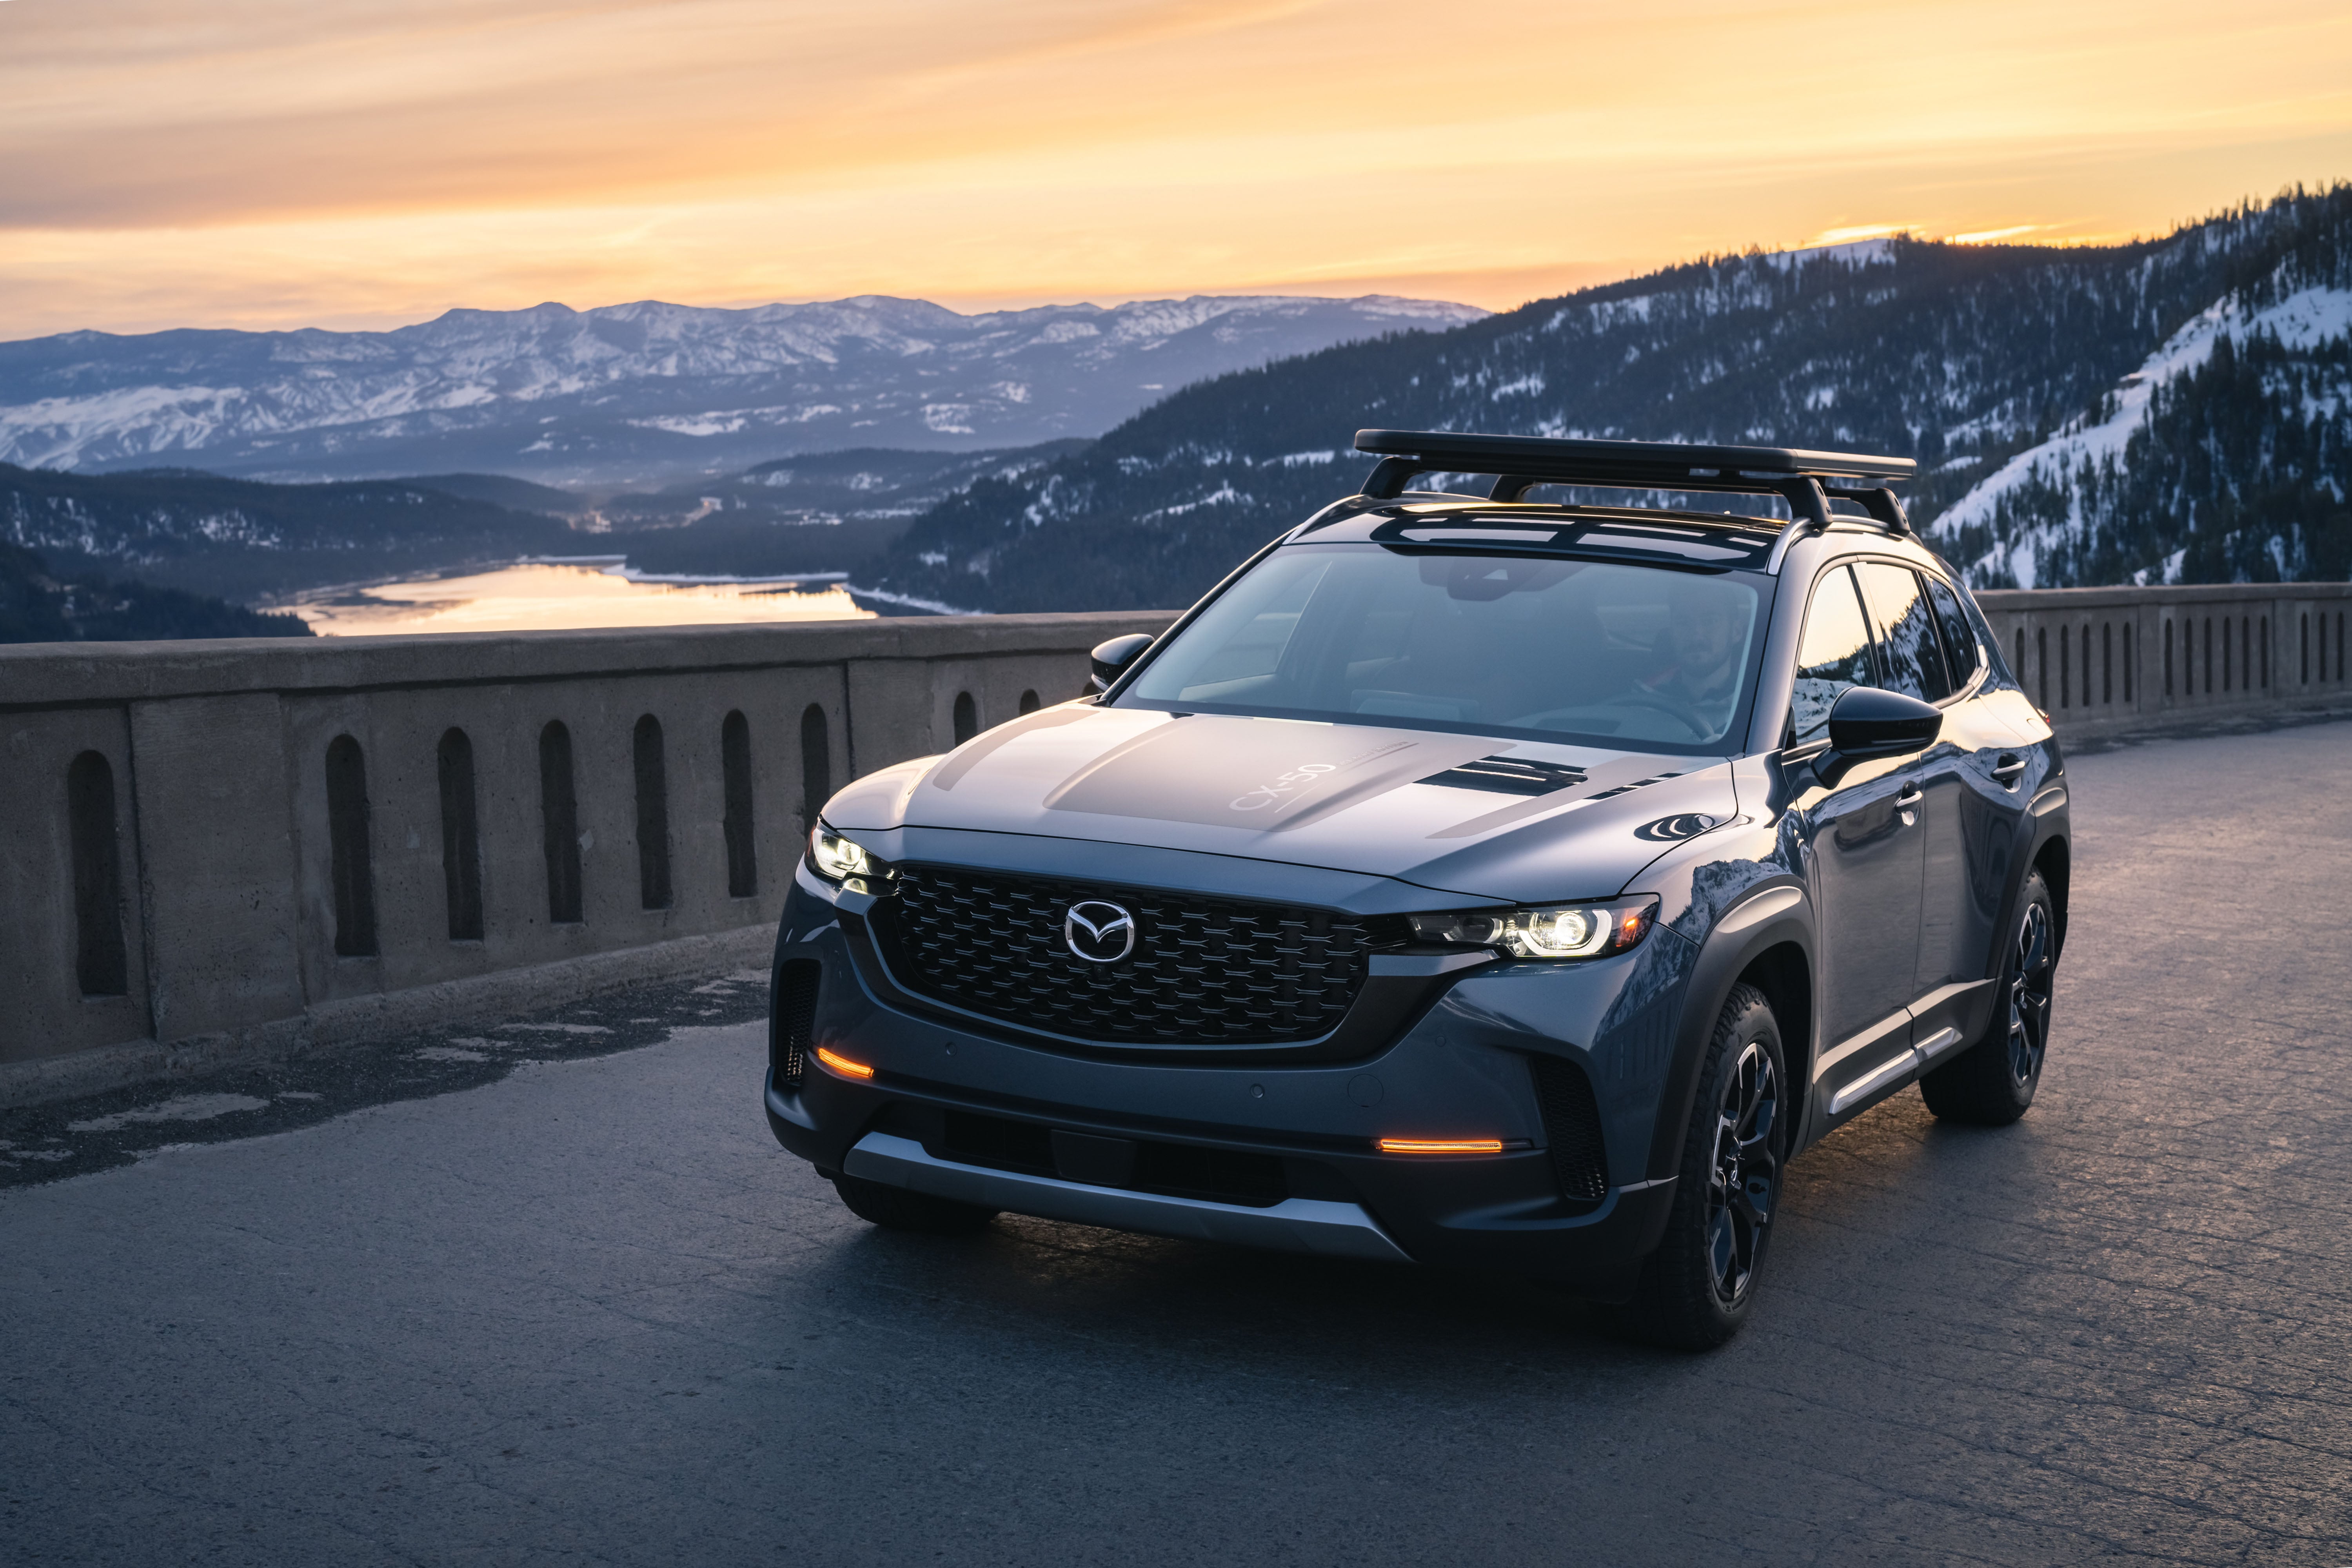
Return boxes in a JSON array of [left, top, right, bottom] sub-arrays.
[[814, 1047, 875, 1080], [1377, 1137, 1506, 1155]]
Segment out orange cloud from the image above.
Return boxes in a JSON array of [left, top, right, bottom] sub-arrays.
[[1, 0, 2348, 335]]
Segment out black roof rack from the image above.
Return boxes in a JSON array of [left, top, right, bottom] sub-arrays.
[[1351, 429, 1918, 570]]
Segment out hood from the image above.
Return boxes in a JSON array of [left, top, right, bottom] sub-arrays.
[[823, 704, 1736, 904]]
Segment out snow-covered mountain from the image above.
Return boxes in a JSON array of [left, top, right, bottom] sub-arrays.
[[1927, 274, 2350, 587], [859, 185, 2352, 612], [0, 294, 1485, 489]]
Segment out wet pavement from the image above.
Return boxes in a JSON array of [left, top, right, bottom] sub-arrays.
[[2, 720, 2349, 1566]]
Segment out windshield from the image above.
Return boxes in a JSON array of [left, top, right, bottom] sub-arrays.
[[1120, 543, 1768, 753]]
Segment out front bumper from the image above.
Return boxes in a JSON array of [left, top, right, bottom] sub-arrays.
[[843, 1130, 1415, 1262], [767, 861, 1696, 1296]]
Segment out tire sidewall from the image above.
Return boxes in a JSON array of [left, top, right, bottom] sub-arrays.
[[1645, 985, 1788, 1345], [1998, 869, 2057, 1108]]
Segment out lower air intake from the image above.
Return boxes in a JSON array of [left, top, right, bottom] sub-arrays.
[[773, 958, 819, 1091], [1529, 1055, 1608, 1213]]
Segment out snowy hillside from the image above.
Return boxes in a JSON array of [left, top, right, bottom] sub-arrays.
[[0, 294, 1484, 488], [859, 185, 2352, 613], [1931, 277, 2350, 587]]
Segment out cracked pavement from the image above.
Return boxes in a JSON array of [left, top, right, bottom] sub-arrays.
[[1, 721, 2348, 1566]]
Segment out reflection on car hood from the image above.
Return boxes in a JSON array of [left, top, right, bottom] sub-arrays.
[[822, 705, 1738, 903]]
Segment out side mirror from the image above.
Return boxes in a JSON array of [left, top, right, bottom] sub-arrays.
[[1088, 633, 1154, 694], [1814, 686, 1941, 787]]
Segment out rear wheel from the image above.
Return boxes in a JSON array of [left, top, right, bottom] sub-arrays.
[[1623, 984, 1785, 1351], [1920, 869, 2057, 1126], [832, 1173, 999, 1235]]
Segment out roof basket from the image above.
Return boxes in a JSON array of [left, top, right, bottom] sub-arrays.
[[1351, 429, 1918, 569]]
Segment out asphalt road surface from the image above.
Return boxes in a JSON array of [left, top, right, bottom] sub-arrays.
[[4, 721, 2350, 1566]]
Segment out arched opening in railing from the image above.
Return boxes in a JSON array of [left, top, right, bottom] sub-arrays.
[[66, 750, 128, 997], [1017, 689, 1041, 715], [2223, 616, 2233, 691], [2015, 630, 2027, 691], [2303, 613, 2312, 684], [722, 710, 757, 898], [436, 728, 484, 941], [2258, 616, 2267, 689], [2163, 621, 2174, 697], [2203, 617, 2214, 694], [325, 734, 378, 957], [799, 704, 831, 833], [952, 691, 979, 745], [2058, 626, 2070, 708], [2101, 622, 2112, 704], [633, 715, 672, 911], [539, 720, 583, 924], [2036, 627, 2048, 708]]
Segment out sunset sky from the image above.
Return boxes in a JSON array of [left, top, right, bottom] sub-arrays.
[[4, 0, 2349, 338]]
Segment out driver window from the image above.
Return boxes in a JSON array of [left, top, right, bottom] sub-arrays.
[[1791, 566, 1876, 743]]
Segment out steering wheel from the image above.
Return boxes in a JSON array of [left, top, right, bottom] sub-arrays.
[[1604, 690, 1711, 739]]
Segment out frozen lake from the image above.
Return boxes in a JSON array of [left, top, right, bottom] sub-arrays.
[[280, 559, 879, 636]]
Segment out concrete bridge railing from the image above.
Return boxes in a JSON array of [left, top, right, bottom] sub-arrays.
[[1975, 583, 2352, 742], [0, 612, 1171, 1105], [5, 581, 2348, 1106]]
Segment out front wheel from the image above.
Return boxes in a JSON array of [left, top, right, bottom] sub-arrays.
[[1920, 868, 2057, 1126], [1622, 983, 1786, 1351]]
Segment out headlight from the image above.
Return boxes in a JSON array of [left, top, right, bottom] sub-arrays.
[[807, 823, 888, 883], [1408, 897, 1656, 960]]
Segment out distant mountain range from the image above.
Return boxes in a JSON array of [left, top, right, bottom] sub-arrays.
[[5, 187, 2344, 629], [861, 184, 2351, 610], [0, 294, 1485, 490]]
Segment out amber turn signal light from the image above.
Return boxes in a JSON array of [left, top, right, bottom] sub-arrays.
[[1376, 1137, 1506, 1155], [815, 1046, 875, 1080]]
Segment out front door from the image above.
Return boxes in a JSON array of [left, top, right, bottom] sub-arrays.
[[1790, 564, 1923, 1096], [1889, 566, 2028, 1051]]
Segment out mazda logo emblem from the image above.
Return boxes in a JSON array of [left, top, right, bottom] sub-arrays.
[[1063, 900, 1137, 964]]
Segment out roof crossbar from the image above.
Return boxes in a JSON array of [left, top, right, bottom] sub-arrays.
[[1351, 429, 1920, 576], [1355, 428, 1917, 497]]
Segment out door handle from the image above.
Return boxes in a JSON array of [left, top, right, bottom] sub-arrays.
[[1894, 782, 1922, 826], [1991, 753, 2027, 786]]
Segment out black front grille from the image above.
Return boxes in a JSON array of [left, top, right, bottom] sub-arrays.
[[876, 866, 1397, 1045], [1530, 1055, 1608, 1212], [772, 958, 819, 1090]]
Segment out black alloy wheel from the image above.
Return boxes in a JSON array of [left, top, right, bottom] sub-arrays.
[[1921, 867, 2059, 1126], [2005, 900, 2056, 1087], [1706, 1037, 1780, 1306], [1624, 983, 1787, 1350]]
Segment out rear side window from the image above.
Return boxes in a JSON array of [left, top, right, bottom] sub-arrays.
[[1922, 574, 1982, 689], [1791, 565, 1876, 742], [1856, 561, 1953, 703]]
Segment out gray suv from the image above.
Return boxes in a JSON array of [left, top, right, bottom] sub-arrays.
[[766, 430, 2068, 1348]]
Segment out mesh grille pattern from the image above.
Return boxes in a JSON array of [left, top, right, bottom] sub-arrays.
[[1530, 1055, 1608, 1211], [772, 958, 819, 1090], [878, 866, 1391, 1045]]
